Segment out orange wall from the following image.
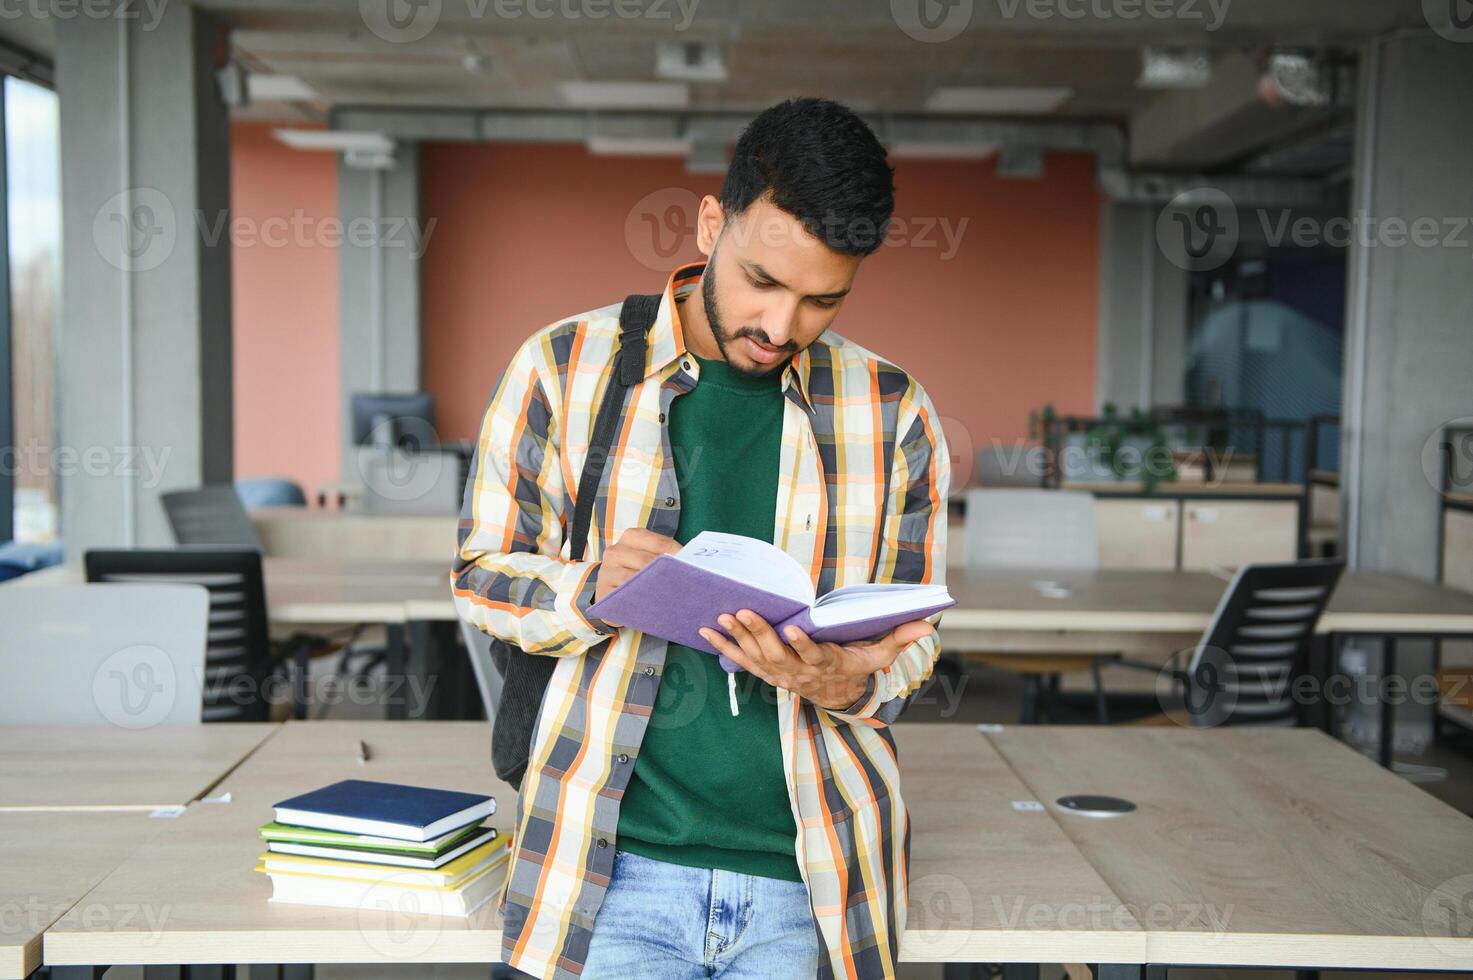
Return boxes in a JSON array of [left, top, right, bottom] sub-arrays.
[[421, 143, 1100, 487], [230, 123, 340, 496]]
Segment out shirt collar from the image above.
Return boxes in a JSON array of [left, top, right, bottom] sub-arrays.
[[652, 260, 816, 411]]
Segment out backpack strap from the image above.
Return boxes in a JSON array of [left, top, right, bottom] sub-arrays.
[[568, 293, 662, 562]]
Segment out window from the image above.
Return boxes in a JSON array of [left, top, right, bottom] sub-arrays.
[[4, 75, 60, 544]]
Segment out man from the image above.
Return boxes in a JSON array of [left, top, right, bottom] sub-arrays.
[[454, 97, 950, 979]]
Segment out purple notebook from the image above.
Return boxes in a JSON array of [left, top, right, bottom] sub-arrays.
[[587, 531, 955, 672]]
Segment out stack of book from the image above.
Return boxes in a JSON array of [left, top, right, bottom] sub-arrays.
[[255, 779, 508, 916]]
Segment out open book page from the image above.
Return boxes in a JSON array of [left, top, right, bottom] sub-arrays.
[[673, 530, 816, 605], [807, 583, 952, 630]]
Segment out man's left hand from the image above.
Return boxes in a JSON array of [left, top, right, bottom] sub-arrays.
[[698, 611, 935, 711]]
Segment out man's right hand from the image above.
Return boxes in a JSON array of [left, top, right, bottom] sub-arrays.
[[591, 528, 682, 623]]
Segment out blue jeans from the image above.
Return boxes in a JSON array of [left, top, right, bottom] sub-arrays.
[[582, 849, 819, 979]]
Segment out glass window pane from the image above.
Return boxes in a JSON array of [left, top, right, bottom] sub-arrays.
[[6, 75, 60, 544]]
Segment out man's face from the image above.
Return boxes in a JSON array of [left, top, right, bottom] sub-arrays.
[[697, 195, 864, 378]]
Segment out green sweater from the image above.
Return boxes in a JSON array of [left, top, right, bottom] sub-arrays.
[[614, 354, 802, 882]]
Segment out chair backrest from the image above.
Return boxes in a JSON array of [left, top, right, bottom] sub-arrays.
[[84, 549, 273, 722], [1184, 558, 1346, 727], [161, 485, 264, 549], [964, 488, 1099, 569], [358, 448, 465, 516], [235, 477, 307, 509], [456, 615, 504, 728], [0, 583, 208, 725]]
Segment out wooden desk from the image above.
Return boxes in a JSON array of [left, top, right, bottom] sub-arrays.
[[45, 721, 513, 968], [0, 724, 278, 812], [895, 725, 1142, 963], [0, 813, 166, 979], [43, 720, 1144, 970], [264, 559, 448, 626], [942, 567, 1473, 640], [250, 508, 456, 564], [987, 726, 1473, 969]]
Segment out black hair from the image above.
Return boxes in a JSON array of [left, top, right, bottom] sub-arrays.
[[718, 97, 895, 257]]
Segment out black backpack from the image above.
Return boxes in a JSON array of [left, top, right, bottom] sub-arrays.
[[486, 294, 661, 789]]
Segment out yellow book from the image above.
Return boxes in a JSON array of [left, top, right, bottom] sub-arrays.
[[257, 835, 510, 889]]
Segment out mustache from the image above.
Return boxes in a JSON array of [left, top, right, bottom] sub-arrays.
[[732, 327, 797, 353]]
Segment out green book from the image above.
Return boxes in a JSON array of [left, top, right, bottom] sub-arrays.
[[258, 820, 485, 856]]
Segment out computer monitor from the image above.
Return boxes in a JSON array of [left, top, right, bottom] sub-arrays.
[[351, 392, 437, 453]]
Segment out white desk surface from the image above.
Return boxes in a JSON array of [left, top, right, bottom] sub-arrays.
[[943, 567, 1473, 637], [988, 725, 1473, 969], [0, 724, 279, 812], [33, 721, 1473, 970], [44, 721, 1146, 967], [45, 721, 514, 967], [894, 724, 1143, 962], [0, 812, 166, 978]]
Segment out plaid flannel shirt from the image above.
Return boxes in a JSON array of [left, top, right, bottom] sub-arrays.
[[453, 262, 950, 979]]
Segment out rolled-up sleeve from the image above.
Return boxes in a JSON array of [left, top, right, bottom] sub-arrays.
[[823, 380, 950, 727], [452, 336, 612, 656]]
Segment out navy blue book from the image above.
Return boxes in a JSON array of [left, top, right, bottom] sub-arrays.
[[273, 780, 496, 843]]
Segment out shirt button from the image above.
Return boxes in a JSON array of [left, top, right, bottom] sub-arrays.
[[644, 665, 655, 676], [617, 753, 630, 764], [682, 360, 692, 371], [597, 838, 609, 849], [659, 413, 666, 423], [664, 496, 676, 507]]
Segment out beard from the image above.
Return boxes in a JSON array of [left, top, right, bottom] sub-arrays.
[[702, 252, 798, 379]]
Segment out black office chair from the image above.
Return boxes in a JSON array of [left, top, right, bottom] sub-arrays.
[[1160, 559, 1346, 727], [161, 485, 265, 549], [161, 484, 386, 719], [85, 548, 275, 722]]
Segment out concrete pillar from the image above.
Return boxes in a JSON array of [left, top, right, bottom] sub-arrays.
[[55, 1, 232, 556], [337, 142, 424, 481], [1342, 32, 1473, 577], [1095, 200, 1188, 413]]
